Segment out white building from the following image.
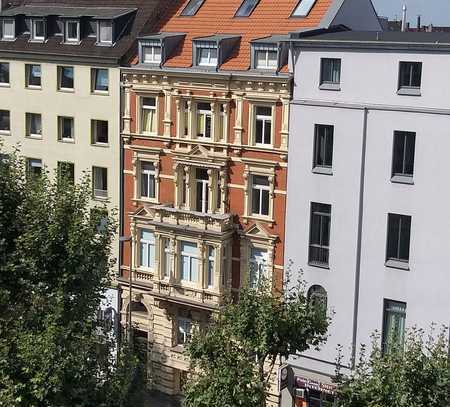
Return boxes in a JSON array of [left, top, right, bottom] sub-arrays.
[[283, 29, 450, 406]]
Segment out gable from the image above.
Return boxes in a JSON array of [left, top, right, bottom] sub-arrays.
[[322, 0, 382, 31]]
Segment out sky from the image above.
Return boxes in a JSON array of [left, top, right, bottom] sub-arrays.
[[372, 0, 450, 26]]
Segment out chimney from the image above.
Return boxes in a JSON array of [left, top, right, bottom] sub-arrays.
[[401, 5, 407, 32], [417, 15, 421, 31]]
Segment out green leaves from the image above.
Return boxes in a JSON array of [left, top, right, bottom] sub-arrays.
[[184, 276, 331, 407]]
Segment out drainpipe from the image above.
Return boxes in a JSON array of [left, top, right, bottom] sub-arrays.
[[351, 107, 369, 368]]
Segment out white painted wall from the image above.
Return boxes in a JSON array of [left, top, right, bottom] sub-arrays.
[[285, 46, 450, 386], [0, 59, 121, 263]]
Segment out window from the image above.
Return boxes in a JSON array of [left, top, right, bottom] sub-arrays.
[[57, 161, 74, 184], [143, 44, 162, 64], [91, 120, 108, 144], [251, 175, 270, 217], [0, 110, 10, 134], [98, 21, 113, 44], [180, 0, 205, 16], [307, 285, 327, 313], [320, 58, 341, 87], [196, 102, 212, 138], [140, 230, 156, 270], [313, 124, 334, 172], [180, 241, 199, 282], [162, 238, 172, 279], [392, 131, 415, 182], [140, 161, 156, 199], [254, 45, 278, 70], [2, 19, 15, 40], [292, 0, 317, 17], [382, 300, 406, 352], [26, 64, 41, 88], [26, 158, 42, 178], [141, 97, 157, 134], [31, 19, 45, 41], [308, 390, 335, 407], [398, 62, 422, 92], [58, 66, 74, 90], [236, 0, 260, 17], [92, 68, 109, 93], [0, 63, 9, 85], [207, 246, 215, 288], [196, 168, 209, 213], [254, 106, 272, 145], [386, 214, 411, 266], [65, 20, 79, 43], [309, 203, 331, 267], [177, 318, 192, 345], [196, 43, 218, 67], [58, 116, 74, 141], [26, 113, 42, 138], [92, 166, 107, 198], [249, 248, 268, 288]]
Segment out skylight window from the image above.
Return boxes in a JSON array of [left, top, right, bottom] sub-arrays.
[[235, 0, 260, 17], [180, 0, 205, 16], [292, 0, 317, 17]]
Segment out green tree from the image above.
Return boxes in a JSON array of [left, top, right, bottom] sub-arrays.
[[184, 275, 331, 407], [336, 326, 450, 407], [0, 148, 136, 406]]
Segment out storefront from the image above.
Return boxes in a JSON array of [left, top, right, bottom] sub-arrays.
[[294, 376, 337, 407]]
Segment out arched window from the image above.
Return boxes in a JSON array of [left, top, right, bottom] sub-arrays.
[[307, 285, 328, 310], [130, 301, 148, 315]]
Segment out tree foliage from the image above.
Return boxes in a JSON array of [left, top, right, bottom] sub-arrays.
[[0, 148, 136, 406], [184, 276, 330, 407], [336, 326, 450, 407]]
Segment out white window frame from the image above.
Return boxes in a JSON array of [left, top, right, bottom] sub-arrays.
[[31, 19, 46, 41], [139, 230, 156, 271], [27, 158, 42, 177], [58, 116, 74, 142], [142, 44, 162, 64], [141, 96, 157, 134], [196, 102, 212, 138], [180, 241, 199, 283], [65, 20, 80, 44], [254, 47, 278, 70], [92, 166, 108, 199], [251, 175, 270, 217], [2, 19, 15, 41], [0, 109, 11, 135], [196, 44, 218, 67], [207, 245, 215, 288], [177, 317, 192, 345], [58, 65, 74, 91], [292, 0, 317, 17], [255, 106, 273, 146], [161, 238, 172, 279], [97, 20, 113, 45], [249, 247, 268, 288], [26, 64, 42, 89], [26, 113, 42, 138], [140, 161, 156, 199], [91, 68, 109, 94]]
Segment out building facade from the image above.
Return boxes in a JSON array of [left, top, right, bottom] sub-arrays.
[[283, 29, 450, 406], [118, 0, 381, 402], [0, 0, 170, 268]]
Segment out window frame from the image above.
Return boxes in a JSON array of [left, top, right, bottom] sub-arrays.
[[25, 112, 42, 139], [25, 64, 42, 89], [57, 65, 74, 91], [142, 43, 162, 64], [391, 131, 416, 184], [313, 124, 334, 174], [320, 58, 341, 90], [251, 174, 270, 217], [196, 102, 212, 139], [64, 20, 80, 44], [254, 105, 273, 147], [195, 167, 210, 213], [248, 246, 268, 288], [308, 202, 331, 268], [31, 18, 46, 42], [140, 161, 156, 200], [139, 229, 156, 271], [398, 61, 422, 95], [161, 237, 172, 279], [91, 68, 109, 94], [253, 44, 278, 70], [180, 241, 199, 283], [382, 299, 406, 353], [140, 96, 158, 135], [97, 20, 113, 45], [177, 317, 192, 346], [57, 116, 74, 142], [0, 109, 11, 135], [92, 166, 108, 199], [1, 19, 16, 41], [385, 213, 411, 270], [291, 0, 317, 17], [235, 0, 261, 17], [195, 42, 218, 67], [0, 62, 10, 85], [26, 157, 42, 179], [91, 119, 109, 145], [180, 0, 205, 16], [206, 245, 215, 288]]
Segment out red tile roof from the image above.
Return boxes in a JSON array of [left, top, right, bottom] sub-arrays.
[[155, 0, 334, 71]]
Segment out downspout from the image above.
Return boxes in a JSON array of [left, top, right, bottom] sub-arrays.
[[351, 107, 369, 368]]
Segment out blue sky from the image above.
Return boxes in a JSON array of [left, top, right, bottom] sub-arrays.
[[372, 0, 450, 26]]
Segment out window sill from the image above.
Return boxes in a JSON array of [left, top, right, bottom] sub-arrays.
[[312, 166, 333, 176], [137, 196, 158, 203], [171, 345, 186, 353], [26, 134, 43, 140], [397, 87, 421, 96], [254, 143, 274, 149], [58, 88, 74, 93], [244, 214, 274, 225], [0, 130, 11, 136], [319, 83, 341, 91], [308, 261, 330, 270], [391, 175, 414, 185], [91, 90, 109, 96], [385, 259, 410, 271], [91, 142, 109, 148], [93, 195, 109, 202], [0, 83, 10, 88], [59, 138, 75, 144], [26, 85, 42, 90]]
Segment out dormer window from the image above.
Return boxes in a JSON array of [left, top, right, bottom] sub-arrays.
[[292, 0, 317, 17], [31, 19, 46, 42], [196, 42, 218, 67], [254, 44, 278, 70], [1, 19, 15, 41], [65, 20, 79, 44], [98, 20, 113, 45], [142, 41, 162, 64]]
